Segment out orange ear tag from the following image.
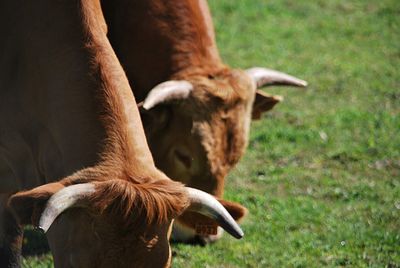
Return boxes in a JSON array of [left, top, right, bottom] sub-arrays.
[[195, 223, 218, 236]]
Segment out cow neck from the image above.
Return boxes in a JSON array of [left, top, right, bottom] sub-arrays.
[[80, 0, 157, 180], [103, 0, 226, 100], [163, 0, 224, 70]]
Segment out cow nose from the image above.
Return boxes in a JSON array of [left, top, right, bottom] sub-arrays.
[[174, 149, 192, 169]]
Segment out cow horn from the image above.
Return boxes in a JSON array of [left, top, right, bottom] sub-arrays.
[[246, 67, 308, 88], [39, 183, 96, 233], [143, 80, 193, 110], [186, 187, 244, 239]]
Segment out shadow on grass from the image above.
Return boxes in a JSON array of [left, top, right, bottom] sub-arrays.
[[21, 227, 207, 257], [22, 228, 50, 257]]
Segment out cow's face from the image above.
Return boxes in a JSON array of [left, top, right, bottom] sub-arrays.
[[8, 176, 243, 266], [8, 180, 180, 267], [46, 208, 174, 268], [143, 69, 254, 195], [140, 67, 306, 242]]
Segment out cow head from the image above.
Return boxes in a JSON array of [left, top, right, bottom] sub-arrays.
[[7, 174, 243, 267], [139, 67, 307, 243]]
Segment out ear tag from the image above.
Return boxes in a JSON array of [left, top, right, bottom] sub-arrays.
[[195, 223, 218, 235]]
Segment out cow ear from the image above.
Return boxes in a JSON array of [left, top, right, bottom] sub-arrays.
[[252, 90, 283, 120], [218, 199, 248, 223], [7, 182, 65, 227]]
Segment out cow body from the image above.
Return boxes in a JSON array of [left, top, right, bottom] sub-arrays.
[[0, 0, 242, 266], [0, 0, 174, 266], [102, 0, 307, 243]]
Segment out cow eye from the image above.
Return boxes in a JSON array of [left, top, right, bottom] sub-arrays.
[[174, 150, 192, 169], [141, 107, 171, 131]]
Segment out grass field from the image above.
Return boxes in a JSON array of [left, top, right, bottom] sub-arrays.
[[23, 0, 399, 267]]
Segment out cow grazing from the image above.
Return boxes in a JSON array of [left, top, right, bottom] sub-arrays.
[[102, 0, 307, 243], [0, 0, 242, 267]]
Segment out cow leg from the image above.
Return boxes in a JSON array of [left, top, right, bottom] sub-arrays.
[[0, 194, 23, 268]]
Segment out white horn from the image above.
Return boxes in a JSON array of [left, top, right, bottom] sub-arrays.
[[186, 187, 244, 239], [143, 80, 193, 110], [246, 67, 308, 88], [39, 183, 96, 233]]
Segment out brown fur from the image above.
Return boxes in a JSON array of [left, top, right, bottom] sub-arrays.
[[89, 179, 188, 225], [1, 0, 189, 266], [71, 0, 188, 226], [101, 0, 226, 101], [102, 0, 253, 242]]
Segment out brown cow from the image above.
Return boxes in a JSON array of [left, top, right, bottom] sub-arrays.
[[102, 0, 307, 243], [0, 0, 242, 267]]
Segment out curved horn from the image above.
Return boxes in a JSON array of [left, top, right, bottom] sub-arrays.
[[143, 80, 193, 110], [39, 183, 96, 232], [186, 187, 244, 239], [246, 67, 308, 88]]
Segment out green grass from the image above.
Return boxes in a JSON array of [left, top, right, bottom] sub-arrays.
[[23, 0, 399, 267]]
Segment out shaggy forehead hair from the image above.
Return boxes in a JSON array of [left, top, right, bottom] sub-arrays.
[[88, 179, 189, 226]]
